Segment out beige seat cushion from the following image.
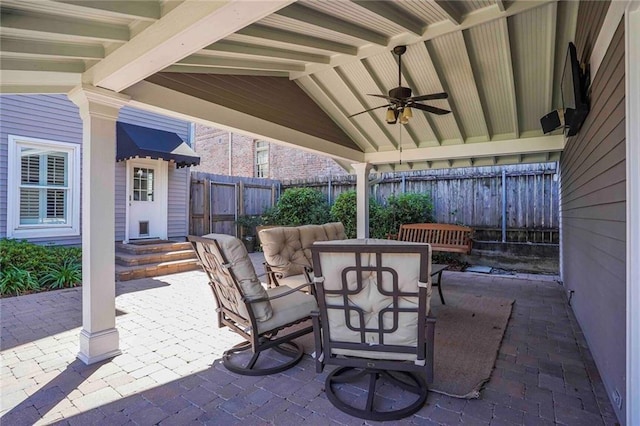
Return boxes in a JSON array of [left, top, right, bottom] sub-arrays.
[[275, 274, 310, 288], [314, 239, 431, 361], [202, 233, 273, 322], [322, 222, 346, 240], [255, 285, 318, 334]]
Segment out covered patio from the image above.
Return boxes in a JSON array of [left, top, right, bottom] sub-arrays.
[[1, 0, 638, 424], [0, 262, 618, 425]]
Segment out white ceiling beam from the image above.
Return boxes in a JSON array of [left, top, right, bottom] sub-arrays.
[[237, 24, 357, 55], [544, 2, 558, 113], [162, 65, 288, 77], [123, 80, 364, 163], [292, 0, 555, 79], [56, 1, 161, 21], [495, 0, 506, 12], [0, 57, 85, 73], [364, 135, 565, 164], [296, 75, 378, 152], [0, 11, 129, 42], [176, 55, 305, 72], [433, 1, 463, 25], [0, 70, 80, 94], [0, 38, 104, 60], [275, 3, 389, 45], [84, 0, 294, 92], [333, 67, 401, 150], [352, 1, 424, 35], [203, 41, 331, 64], [497, 18, 520, 138]]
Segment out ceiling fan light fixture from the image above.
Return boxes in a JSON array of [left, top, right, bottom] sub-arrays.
[[385, 108, 396, 123], [402, 106, 413, 121]]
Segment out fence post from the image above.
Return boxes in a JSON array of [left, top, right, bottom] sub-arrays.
[[328, 174, 332, 205], [205, 178, 211, 234], [401, 174, 406, 193], [502, 170, 507, 242], [237, 181, 244, 237]]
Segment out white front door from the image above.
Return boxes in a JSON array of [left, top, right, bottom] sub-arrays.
[[126, 158, 168, 241]]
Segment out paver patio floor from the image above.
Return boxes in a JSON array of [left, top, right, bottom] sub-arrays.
[[1, 254, 618, 425]]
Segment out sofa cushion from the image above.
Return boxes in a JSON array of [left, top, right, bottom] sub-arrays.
[[259, 227, 310, 277], [202, 233, 273, 322], [322, 222, 346, 240], [299, 224, 329, 261]]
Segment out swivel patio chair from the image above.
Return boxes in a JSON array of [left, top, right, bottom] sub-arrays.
[[189, 234, 317, 376], [310, 239, 436, 421]]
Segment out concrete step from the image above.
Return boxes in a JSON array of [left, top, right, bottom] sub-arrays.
[[115, 241, 192, 255], [115, 249, 196, 266], [115, 258, 201, 281]]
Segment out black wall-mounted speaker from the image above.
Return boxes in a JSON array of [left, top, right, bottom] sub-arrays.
[[540, 110, 563, 134]]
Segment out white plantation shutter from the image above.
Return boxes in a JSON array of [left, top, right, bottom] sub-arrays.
[[18, 150, 69, 225], [19, 188, 40, 221], [21, 155, 40, 184], [9, 136, 80, 238], [47, 154, 66, 186]]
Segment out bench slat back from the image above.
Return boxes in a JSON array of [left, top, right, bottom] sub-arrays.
[[397, 223, 473, 254]]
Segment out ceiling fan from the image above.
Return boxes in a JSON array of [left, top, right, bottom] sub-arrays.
[[348, 45, 451, 124]]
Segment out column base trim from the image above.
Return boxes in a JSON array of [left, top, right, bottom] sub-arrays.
[[77, 327, 121, 365]]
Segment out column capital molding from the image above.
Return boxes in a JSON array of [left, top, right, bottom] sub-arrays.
[[351, 162, 373, 175], [68, 85, 130, 120]]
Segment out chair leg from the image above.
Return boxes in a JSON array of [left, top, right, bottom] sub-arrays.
[[435, 270, 445, 304], [222, 339, 304, 376], [324, 366, 428, 421]]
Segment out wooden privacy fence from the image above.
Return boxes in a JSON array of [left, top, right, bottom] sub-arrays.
[[190, 164, 559, 243], [281, 163, 559, 243], [190, 172, 279, 236]]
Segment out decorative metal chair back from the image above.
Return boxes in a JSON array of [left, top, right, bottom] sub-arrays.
[[189, 234, 316, 376], [310, 239, 435, 421]]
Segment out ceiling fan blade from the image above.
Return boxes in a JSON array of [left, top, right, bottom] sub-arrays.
[[412, 103, 451, 115], [409, 92, 449, 102], [367, 93, 395, 101], [348, 104, 389, 118]]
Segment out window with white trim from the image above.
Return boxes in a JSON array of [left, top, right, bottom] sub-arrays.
[[255, 140, 269, 178], [7, 136, 80, 239]]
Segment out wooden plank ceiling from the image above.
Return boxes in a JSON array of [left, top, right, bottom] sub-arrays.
[[0, 0, 578, 172]]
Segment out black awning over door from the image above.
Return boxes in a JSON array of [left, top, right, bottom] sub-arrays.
[[116, 122, 200, 168]]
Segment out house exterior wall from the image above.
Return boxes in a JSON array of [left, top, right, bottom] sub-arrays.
[[0, 94, 84, 245], [560, 10, 626, 424], [192, 124, 347, 179], [0, 95, 191, 245]]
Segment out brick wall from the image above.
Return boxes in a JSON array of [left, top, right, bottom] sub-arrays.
[[191, 124, 348, 179]]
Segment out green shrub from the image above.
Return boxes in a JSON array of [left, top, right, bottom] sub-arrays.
[[41, 259, 82, 289], [0, 238, 82, 297], [383, 192, 434, 235], [0, 265, 41, 296], [263, 187, 331, 226], [330, 190, 386, 238]]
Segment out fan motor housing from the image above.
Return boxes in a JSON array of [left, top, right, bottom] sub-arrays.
[[389, 86, 412, 100]]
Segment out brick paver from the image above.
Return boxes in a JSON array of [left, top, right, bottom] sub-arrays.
[[0, 256, 619, 425]]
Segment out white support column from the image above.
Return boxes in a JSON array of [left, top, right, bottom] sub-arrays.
[[68, 85, 129, 365], [352, 162, 372, 239]]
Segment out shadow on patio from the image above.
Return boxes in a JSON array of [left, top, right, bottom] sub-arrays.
[[0, 258, 618, 425]]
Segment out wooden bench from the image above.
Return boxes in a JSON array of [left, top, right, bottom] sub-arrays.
[[393, 223, 473, 254]]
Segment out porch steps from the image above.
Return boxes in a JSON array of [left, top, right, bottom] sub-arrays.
[[115, 241, 200, 281]]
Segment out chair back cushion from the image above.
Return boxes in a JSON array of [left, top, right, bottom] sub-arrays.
[[193, 234, 273, 322], [259, 227, 309, 277], [311, 239, 431, 361], [260, 222, 346, 277]]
